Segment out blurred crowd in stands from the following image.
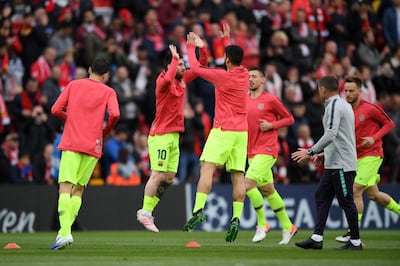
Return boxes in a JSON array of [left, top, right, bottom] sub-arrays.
[[0, 0, 400, 186]]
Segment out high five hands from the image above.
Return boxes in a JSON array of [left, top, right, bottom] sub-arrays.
[[186, 23, 229, 47], [219, 23, 230, 38], [168, 44, 179, 58], [186, 32, 204, 48]]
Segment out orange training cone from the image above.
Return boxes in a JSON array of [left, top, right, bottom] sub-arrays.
[[4, 243, 21, 249], [185, 241, 201, 248]]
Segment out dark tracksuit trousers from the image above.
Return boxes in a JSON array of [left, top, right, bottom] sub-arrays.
[[314, 169, 360, 240]]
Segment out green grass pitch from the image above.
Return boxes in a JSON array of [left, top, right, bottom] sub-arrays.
[[1, 230, 399, 266]]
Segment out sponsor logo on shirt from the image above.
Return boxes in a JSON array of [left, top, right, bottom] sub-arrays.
[[258, 103, 264, 110], [359, 114, 365, 122]]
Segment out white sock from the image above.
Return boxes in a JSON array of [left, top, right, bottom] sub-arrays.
[[141, 210, 152, 216], [350, 239, 361, 246], [311, 234, 323, 242]]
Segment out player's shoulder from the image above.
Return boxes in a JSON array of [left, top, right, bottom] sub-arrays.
[[66, 78, 79, 86], [104, 83, 117, 94], [158, 70, 167, 78], [64, 78, 81, 90], [360, 100, 382, 113], [259, 91, 275, 101]]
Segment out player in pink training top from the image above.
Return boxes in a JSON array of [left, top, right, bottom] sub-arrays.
[[336, 76, 400, 243], [183, 26, 249, 242], [245, 67, 298, 244], [136, 40, 208, 233], [50, 58, 120, 250]]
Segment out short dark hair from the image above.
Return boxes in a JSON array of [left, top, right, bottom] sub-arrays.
[[318, 75, 339, 92], [164, 49, 173, 69], [91, 58, 109, 75], [345, 76, 362, 88], [225, 45, 243, 66], [248, 66, 265, 77]]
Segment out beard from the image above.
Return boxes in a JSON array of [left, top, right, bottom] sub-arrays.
[[175, 72, 184, 80], [346, 98, 356, 105]]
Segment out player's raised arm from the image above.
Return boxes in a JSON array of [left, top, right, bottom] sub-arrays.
[[187, 33, 224, 84], [192, 32, 208, 66], [159, 44, 180, 88], [220, 23, 231, 47]]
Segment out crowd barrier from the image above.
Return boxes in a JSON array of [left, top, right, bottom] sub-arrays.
[[1, 184, 399, 233]]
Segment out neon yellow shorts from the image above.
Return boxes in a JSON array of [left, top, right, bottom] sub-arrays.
[[355, 156, 383, 187], [200, 128, 247, 172], [246, 154, 276, 186], [58, 151, 98, 186], [148, 132, 180, 173]]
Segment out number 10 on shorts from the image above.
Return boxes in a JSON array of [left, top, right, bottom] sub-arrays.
[[157, 149, 167, 160]]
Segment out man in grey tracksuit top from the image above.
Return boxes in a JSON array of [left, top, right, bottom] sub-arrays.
[[292, 75, 362, 250]]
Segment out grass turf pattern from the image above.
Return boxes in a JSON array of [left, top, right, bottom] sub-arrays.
[[1, 230, 399, 266]]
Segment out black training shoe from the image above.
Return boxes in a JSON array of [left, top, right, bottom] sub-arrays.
[[295, 238, 323, 249], [225, 217, 240, 242], [183, 209, 206, 232], [336, 241, 363, 250]]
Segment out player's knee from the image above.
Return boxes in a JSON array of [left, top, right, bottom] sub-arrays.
[[233, 188, 246, 201], [164, 176, 174, 184], [261, 184, 274, 196], [163, 172, 175, 184], [366, 192, 378, 201], [72, 185, 84, 196], [365, 186, 379, 201], [151, 171, 166, 182]]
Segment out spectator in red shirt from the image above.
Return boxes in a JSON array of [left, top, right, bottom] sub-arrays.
[[307, 0, 331, 58], [30, 46, 57, 89], [241, 23, 260, 68], [13, 78, 40, 130], [58, 49, 75, 89], [1, 132, 19, 167]]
